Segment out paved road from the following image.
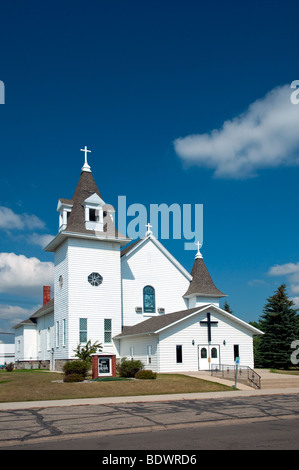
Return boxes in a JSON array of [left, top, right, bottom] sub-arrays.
[[1, 393, 299, 450]]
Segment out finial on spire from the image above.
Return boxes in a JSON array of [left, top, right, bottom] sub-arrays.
[[145, 222, 152, 236], [80, 146, 92, 172], [195, 241, 203, 259]]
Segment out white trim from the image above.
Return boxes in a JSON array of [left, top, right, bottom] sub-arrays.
[[44, 230, 131, 251], [121, 233, 192, 282], [155, 304, 264, 336]]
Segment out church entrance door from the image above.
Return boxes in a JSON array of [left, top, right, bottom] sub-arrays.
[[198, 344, 220, 370]]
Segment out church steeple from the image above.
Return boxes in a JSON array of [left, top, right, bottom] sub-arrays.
[[45, 147, 128, 252], [184, 244, 226, 303]]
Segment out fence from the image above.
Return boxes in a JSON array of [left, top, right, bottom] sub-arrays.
[[211, 364, 261, 389]]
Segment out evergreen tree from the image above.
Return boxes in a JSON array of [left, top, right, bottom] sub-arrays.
[[257, 284, 299, 369], [223, 300, 234, 315], [249, 320, 264, 368]]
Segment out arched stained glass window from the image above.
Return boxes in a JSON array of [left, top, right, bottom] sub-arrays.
[[143, 286, 155, 313]]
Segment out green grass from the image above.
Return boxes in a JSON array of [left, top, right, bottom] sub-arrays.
[[270, 368, 299, 375], [0, 370, 233, 403]]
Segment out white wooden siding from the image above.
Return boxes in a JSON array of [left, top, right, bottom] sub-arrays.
[[119, 335, 159, 372], [65, 238, 122, 359], [121, 238, 189, 327], [54, 239, 69, 360], [157, 309, 254, 372]]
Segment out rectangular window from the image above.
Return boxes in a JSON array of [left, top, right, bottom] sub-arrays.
[[62, 319, 66, 347], [233, 345, 239, 361], [104, 319, 112, 343], [147, 345, 152, 364], [56, 321, 60, 347], [176, 345, 183, 363], [47, 327, 51, 351], [38, 330, 41, 352], [79, 318, 88, 343]]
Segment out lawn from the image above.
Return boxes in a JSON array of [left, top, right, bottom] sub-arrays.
[[270, 369, 299, 375], [0, 370, 233, 403]]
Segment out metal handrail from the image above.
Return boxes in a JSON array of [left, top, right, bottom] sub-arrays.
[[211, 364, 261, 389]]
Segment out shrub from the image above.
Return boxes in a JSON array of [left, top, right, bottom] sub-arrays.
[[63, 360, 89, 378], [5, 362, 14, 372], [117, 357, 144, 378], [63, 373, 85, 383], [73, 340, 102, 364], [135, 369, 157, 380]]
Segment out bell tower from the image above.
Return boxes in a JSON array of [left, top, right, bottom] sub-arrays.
[[45, 147, 129, 366]]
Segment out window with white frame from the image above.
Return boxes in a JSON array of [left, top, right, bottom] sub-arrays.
[[62, 319, 66, 347], [47, 327, 51, 351], [56, 321, 60, 347], [79, 318, 88, 343], [104, 319, 112, 343], [147, 345, 152, 364], [38, 330, 41, 352]]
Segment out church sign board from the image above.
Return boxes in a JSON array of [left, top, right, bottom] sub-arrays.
[[92, 354, 116, 379]]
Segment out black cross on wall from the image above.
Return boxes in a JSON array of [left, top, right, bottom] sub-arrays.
[[200, 312, 218, 343]]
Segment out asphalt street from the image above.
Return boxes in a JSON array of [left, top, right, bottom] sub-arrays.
[[1, 393, 299, 450]]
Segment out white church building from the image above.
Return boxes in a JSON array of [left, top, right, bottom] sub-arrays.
[[13, 148, 263, 372]]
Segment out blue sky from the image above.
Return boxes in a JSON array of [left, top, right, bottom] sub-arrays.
[[0, 0, 299, 331]]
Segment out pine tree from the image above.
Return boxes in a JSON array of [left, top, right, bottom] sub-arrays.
[[223, 300, 234, 315], [257, 284, 299, 369]]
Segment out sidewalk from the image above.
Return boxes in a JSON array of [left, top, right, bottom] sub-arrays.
[[1, 371, 299, 411], [180, 368, 299, 390]]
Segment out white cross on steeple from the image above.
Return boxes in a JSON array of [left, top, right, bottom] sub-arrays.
[[80, 146, 92, 172], [145, 222, 152, 235], [195, 241, 203, 259]]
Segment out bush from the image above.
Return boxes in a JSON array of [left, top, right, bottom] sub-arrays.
[[63, 360, 89, 379], [135, 369, 157, 380], [5, 362, 14, 372], [117, 357, 144, 378], [63, 373, 85, 383]]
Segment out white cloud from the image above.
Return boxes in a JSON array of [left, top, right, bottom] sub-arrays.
[[291, 297, 299, 308], [0, 304, 41, 329], [268, 261, 299, 302], [0, 206, 45, 231], [268, 262, 299, 276], [27, 233, 54, 248], [174, 84, 299, 179], [0, 253, 54, 296]]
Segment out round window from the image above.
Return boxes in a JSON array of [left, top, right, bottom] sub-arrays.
[[88, 272, 103, 286]]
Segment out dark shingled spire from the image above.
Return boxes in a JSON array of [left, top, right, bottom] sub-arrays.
[[184, 256, 226, 298], [60, 170, 127, 239]]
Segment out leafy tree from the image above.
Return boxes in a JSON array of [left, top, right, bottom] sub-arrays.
[[73, 340, 102, 365], [257, 284, 299, 369]]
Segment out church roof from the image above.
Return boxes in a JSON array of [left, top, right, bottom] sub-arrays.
[[54, 169, 128, 241], [183, 257, 226, 298], [65, 171, 117, 237], [114, 306, 205, 338], [115, 303, 264, 338], [120, 238, 142, 257], [12, 298, 54, 329]]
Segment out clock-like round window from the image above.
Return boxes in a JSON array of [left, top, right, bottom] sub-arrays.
[[88, 272, 103, 286]]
